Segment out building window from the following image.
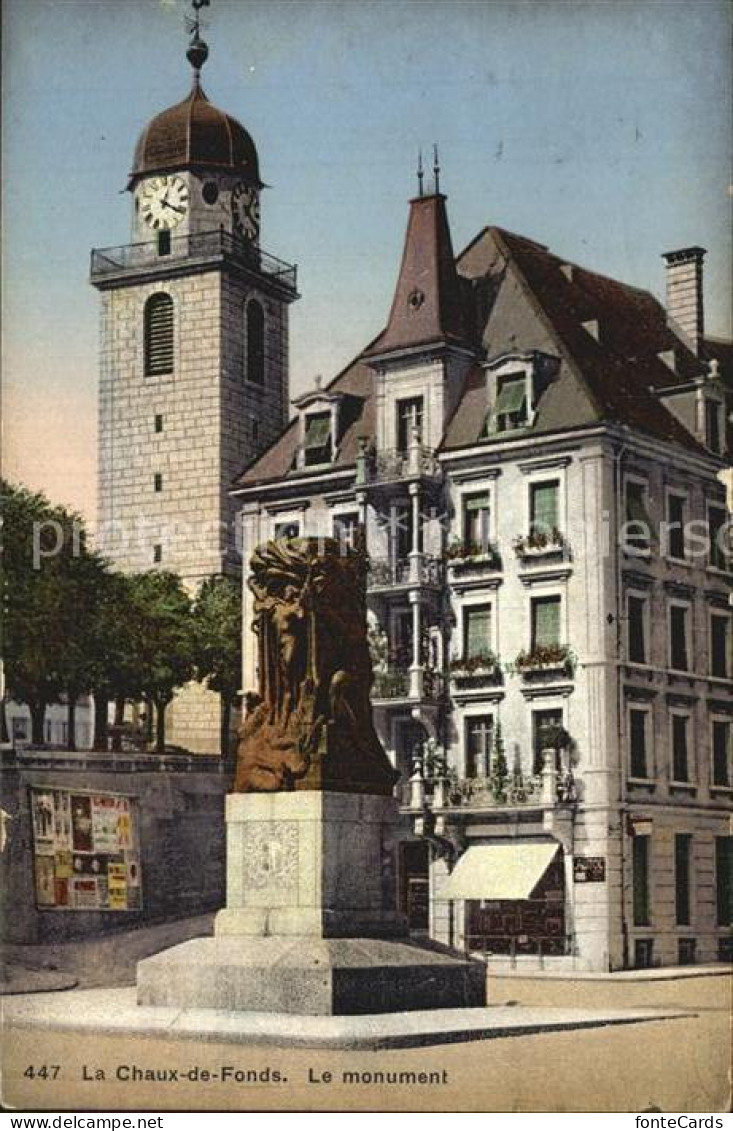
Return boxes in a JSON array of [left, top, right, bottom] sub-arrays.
[[669, 604, 689, 672], [627, 595, 647, 664], [465, 716, 493, 778], [625, 480, 652, 554], [153, 544, 162, 563], [715, 837, 732, 926], [397, 397, 423, 453], [463, 492, 491, 551], [675, 834, 692, 926], [144, 293, 174, 377], [710, 615, 730, 678], [333, 512, 360, 552], [708, 505, 728, 571], [245, 299, 265, 385], [705, 399, 721, 453], [712, 720, 730, 788], [494, 373, 528, 432], [274, 521, 300, 539], [629, 708, 649, 779], [634, 939, 654, 969], [464, 604, 492, 660], [157, 229, 171, 256], [154, 473, 163, 493], [533, 708, 563, 774], [530, 480, 559, 537], [303, 412, 332, 466], [678, 938, 696, 966], [666, 493, 686, 560], [671, 714, 690, 783], [531, 595, 561, 650], [632, 836, 651, 926], [154, 414, 163, 433]]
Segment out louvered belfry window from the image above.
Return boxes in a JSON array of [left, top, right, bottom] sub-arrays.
[[144, 294, 174, 377]]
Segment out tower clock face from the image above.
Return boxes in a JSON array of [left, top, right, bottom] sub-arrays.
[[139, 175, 189, 230], [232, 183, 260, 241]]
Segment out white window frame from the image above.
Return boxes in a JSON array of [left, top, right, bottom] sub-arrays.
[[707, 502, 730, 573], [623, 474, 653, 558], [462, 707, 496, 779], [529, 590, 565, 651], [669, 708, 694, 787], [710, 714, 732, 792], [627, 702, 654, 783], [455, 595, 497, 663], [456, 481, 495, 548], [626, 589, 651, 667], [664, 487, 689, 563], [709, 611, 731, 680], [668, 599, 692, 674]]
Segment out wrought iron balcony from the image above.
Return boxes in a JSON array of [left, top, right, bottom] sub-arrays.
[[367, 554, 442, 590], [90, 229, 298, 295], [359, 445, 441, 486], [371, 665, 444, 703]]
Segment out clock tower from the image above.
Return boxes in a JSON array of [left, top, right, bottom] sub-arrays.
[[92, 10, 299, 752]]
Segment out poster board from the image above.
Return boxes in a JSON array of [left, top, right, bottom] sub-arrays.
[[29, 787, 142, 912]]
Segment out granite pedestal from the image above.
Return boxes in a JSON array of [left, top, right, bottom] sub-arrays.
[[137, 791, 486, 1015]]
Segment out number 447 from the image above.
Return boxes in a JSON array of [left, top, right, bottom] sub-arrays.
[[24, 1065, 60, 1080]]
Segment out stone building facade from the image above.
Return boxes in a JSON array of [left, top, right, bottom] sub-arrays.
[[232, 181, 732, 971]]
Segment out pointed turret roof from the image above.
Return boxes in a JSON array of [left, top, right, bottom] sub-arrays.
[[366, 193, 466, 357]]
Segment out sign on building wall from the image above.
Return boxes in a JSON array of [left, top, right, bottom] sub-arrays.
[[29, 787, 142, 911], [573, 856, 606, 883]]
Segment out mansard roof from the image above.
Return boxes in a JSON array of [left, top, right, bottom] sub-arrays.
[[233, 218, 723, 490]]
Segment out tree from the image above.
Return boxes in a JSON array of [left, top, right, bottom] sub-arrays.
[[129, 571, 195, 753], [2, 480, 80, 743], [490, 722, 509, 803], [192, 574, 242, 758]]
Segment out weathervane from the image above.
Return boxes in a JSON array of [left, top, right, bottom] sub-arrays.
[[417, 149, 424, 198], [186, 0, 211, 83]]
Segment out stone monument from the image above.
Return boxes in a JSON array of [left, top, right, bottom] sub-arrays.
[[138, 538, 485, 1015]]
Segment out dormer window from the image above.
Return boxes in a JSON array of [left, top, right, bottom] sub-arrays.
[[494, 374, 528, 432], [303, 412, 332, 466]]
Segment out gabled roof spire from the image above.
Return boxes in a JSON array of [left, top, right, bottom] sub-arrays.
[[365, 178, 467, 358]]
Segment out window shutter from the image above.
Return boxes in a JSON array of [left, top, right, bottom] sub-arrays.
[[531, 482, 559, 532], [144, 294, 174, 376], [495, 378, 526, 416], [465, 605, 491, 658], [533, 597, 560, 648]]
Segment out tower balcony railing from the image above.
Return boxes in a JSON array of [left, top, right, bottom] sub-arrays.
[[366, 554, 442, 591], [90, 229, 298, 293]]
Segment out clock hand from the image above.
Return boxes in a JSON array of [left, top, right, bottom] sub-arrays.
[[163, 201, 186, 215]]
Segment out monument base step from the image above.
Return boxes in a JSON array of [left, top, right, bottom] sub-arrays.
[[137, 935, 486, 1015]]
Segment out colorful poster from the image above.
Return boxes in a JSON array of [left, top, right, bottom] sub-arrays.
[[30, 792, 55, 852], [92, 796, 120, 852], [34, 855, 56, 906], [70, 795, 93, 852], [52, 791, 72, 850], [71, 878, 99, 909]]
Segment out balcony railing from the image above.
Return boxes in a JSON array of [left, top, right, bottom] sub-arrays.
[[400, 764, 577, 812], [90, 229, 298, 293], [367, 554, 442, 590], [371, 666, 443, 702], [360, 446, 441, 485]]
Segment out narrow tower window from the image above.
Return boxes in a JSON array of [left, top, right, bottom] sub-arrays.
[[144, 293, 174, 377], [245, 299, 265, 385]]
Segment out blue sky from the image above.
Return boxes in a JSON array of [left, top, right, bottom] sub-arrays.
[[3, 0, 731, 518]]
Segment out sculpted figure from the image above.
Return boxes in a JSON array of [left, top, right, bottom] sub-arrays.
[[234, 538, 398, 795]]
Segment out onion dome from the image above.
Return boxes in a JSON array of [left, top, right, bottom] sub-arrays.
[[130, 81, 261, 186]]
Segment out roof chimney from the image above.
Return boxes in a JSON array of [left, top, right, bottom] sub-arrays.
[[662, 246, 706, 356]]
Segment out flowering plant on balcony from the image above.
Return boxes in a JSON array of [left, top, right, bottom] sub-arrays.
[[371, 668, 409, 698], [513, 527, 566, 556], [514, 644, 574, 674], [448, 649, 500, 675], [446, 536, 500, 563]]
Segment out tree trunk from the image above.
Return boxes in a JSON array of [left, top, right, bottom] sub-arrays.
[[220, 695, 231, 760], [93, 689, 109, 751], [67, 691, 77, 751], [155, 700, 166, 754], [29, 700, 46, 746], [0, 696, 9, 745], [111, 696, 125, 752], [144, 697, 154, 745]]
